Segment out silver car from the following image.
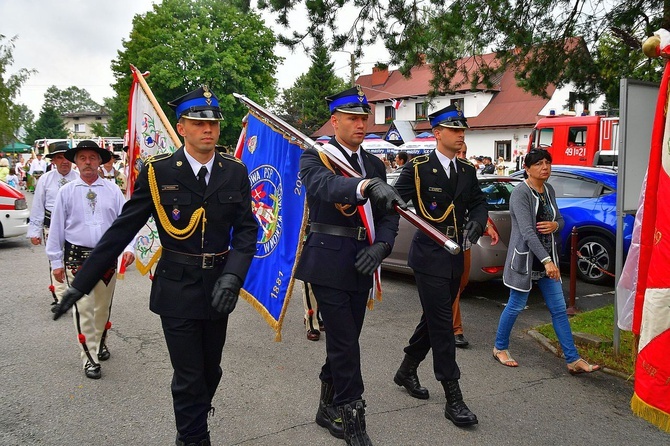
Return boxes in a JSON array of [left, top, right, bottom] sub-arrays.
[[383, 173, 521, 282]]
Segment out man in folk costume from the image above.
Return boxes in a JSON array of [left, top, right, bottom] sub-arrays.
[[27, 142, 79, 305], [392, 105, 487, 427], [295, 85, 406, 445], [46, 141, 135, 379], [53, 86, 258, 446], [98, 151, 128, 194]]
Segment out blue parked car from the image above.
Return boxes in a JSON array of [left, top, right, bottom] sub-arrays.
[[512, 166, 633, 284]]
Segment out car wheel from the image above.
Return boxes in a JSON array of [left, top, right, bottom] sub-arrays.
[[576, 235, 614, 285]]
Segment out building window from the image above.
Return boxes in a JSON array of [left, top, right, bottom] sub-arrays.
[[74, 123, 86, 133], [450, 98, 464, 111], [495, 140, 511, 161], [384, 106, 396, 124], [415, 102, 427, 121]]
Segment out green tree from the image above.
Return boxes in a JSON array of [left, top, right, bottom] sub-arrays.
[[89, 121, 108, 137], [25, 106, 68, 144], [276, 33, 348, 134], [0, 35, 35, 147], [107, 0, 281, 147], [260, 0, 669, 108], [44, 85, 101, 114]]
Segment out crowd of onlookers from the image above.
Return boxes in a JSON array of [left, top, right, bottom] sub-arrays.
[[379, 151, 519, 176], [0, 149, 125, 192]]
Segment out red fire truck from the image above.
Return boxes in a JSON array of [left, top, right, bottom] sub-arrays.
[[527, 115, 619, 166]]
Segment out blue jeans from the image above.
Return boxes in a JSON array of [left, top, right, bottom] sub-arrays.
[[494, 277, 579, 363]]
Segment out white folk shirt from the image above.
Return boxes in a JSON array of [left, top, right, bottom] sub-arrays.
[[28, 158, 47, 174], [46, 176, 133, 270], [27, 169, 79, 238]]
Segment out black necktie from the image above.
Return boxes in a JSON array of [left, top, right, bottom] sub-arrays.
[[350, 152, 362, 175], [197, 165, 208, 191], [449, 160, 457, 190]]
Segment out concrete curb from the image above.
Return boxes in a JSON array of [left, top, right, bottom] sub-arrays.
[[527, 329, 635, 382]]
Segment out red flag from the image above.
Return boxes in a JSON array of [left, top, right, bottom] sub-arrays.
[[628, 30, 670, 432]]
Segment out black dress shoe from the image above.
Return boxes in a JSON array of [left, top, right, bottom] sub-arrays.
[[97, 345, 110, 361], [454, 334, 469, 348], [306, 329, 320, 341], [84, 361, 101, 379]]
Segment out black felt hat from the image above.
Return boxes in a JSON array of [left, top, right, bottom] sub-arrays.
[[64, 140, 112, 164]]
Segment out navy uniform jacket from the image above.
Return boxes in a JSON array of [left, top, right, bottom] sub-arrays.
[[295, 140, 399, 292], [394, 152, 487, 279], [71, 147, 259, 319]]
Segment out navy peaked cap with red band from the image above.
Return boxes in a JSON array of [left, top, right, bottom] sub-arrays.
[[326, 85, 371, 115], [168, 86, 224, 121], [429, 105, 468, 129]]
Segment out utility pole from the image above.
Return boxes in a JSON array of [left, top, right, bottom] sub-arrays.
[[336, 50, 357, 86]]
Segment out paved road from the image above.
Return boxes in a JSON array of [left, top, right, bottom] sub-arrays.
[[0, 231, 665, 445]]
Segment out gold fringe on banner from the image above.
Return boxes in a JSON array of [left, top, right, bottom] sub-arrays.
[[631, 392, 670, 432]]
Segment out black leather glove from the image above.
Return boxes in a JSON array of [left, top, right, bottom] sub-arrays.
[[354, 242, 392, 276], [464, 220, 483, 244], [363, 178, 408, 213], [52, 287, 85, 320], [211, 273, 243, 315]]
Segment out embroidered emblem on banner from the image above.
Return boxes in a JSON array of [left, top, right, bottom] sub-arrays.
[[249, 164, 282, 258]]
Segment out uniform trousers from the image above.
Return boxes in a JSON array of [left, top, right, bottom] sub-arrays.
[[404, 271, 461, 382], [451, 249, 471, 335], [311, 283, 369, 406], [160, 315, 228, 441], [67, 268, 116, 366]]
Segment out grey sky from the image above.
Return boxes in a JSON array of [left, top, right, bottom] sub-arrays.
[[2, 0, 384, 120]]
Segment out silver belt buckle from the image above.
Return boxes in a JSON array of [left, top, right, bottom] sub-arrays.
[[356, 227, 367, 241], [445, 226, 456, 238], [202, 253, 216, 269]]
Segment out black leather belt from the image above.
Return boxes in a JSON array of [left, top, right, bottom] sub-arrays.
[[161, 248, 228, 269], [64, 241, 93, 266], [308, 222, 367, 241], [435, 225, 462, 238]]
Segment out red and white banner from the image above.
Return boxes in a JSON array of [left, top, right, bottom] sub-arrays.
[[620, 29, 670, 433], [126, 65, 181, 275], [391, 98, 403, 110]]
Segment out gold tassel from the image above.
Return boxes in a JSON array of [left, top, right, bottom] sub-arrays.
[[631, 392, 670, 432]]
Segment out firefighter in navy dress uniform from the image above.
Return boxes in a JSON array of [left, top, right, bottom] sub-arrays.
[[295, 86, 405, 446], [53, 86, 259, 446], [392, 105, 488, 427]]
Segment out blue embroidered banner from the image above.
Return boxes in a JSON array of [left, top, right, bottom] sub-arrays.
[[237, 113, 306, 341]]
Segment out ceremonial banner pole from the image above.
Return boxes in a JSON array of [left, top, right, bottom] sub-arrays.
[[129, 64, 181, 147], [233, 93, 461, 255]]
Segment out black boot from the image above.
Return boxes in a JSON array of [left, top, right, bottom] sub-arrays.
[[175, 432, 211, 446], [315, 380, 344, 439], [338, 400, 373, 446], [442, 380, 478, 427], [394, 354, 429, 399]]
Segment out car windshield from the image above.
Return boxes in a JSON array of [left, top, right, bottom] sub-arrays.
[[480, 180, 518, 210], [387, 173, 519, 210]]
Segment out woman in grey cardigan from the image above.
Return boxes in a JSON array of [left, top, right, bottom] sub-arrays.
[[493, 149, 600, 374]]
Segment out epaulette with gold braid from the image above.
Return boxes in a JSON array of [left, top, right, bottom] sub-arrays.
[[457, 157, 473, 167], [145, 152, 172, 164], [412, 154, 430, 165], [219, 152, 246, 167]]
